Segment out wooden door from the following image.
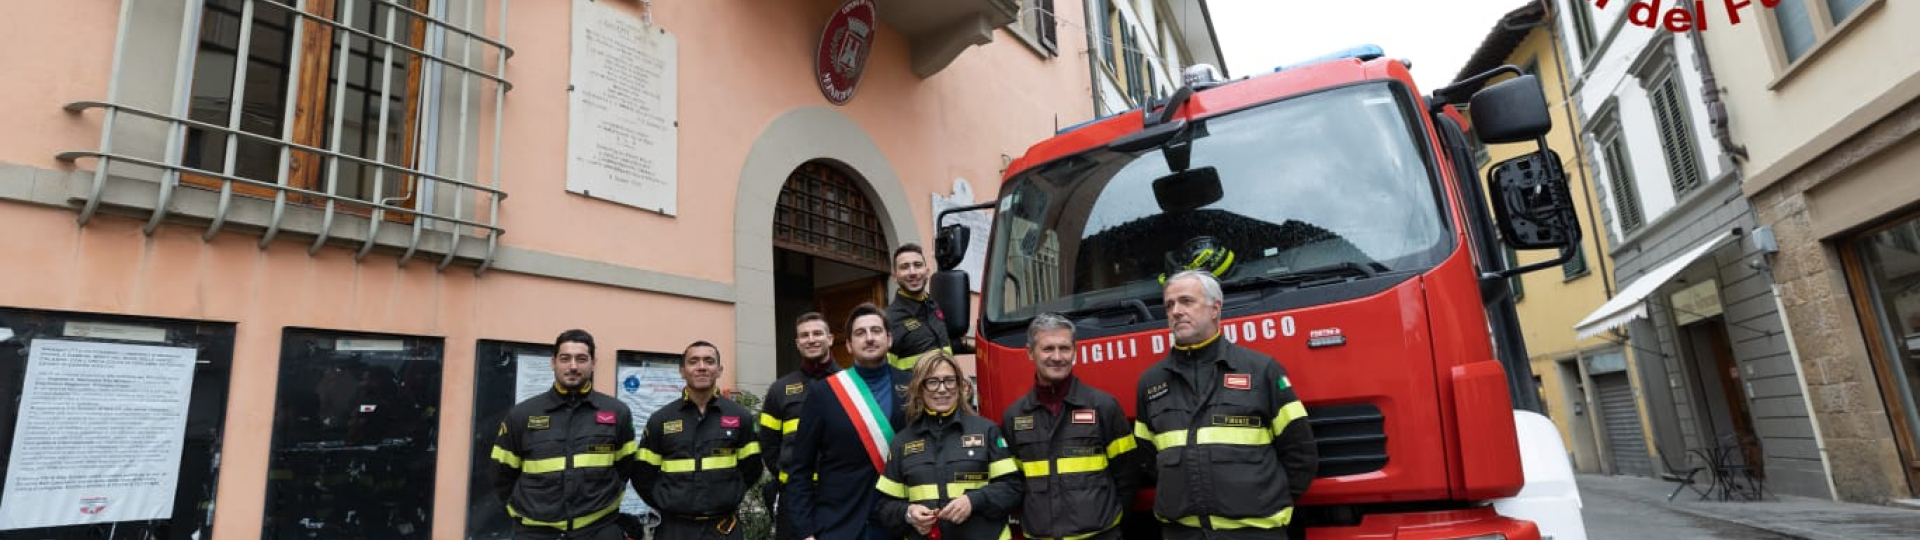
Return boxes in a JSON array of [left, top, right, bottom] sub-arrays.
[[814, 276, 886, 368]]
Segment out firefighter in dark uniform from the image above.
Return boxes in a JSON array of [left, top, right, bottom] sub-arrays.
[[1135, 270, 1316, 540], [637, 341, 763, 540], [886, 243, 952, 370], [760, 312, 841, 540], [874, 352, 1022, 540], [1003, 313, 1142, 540], [491, 329, 640, 540]]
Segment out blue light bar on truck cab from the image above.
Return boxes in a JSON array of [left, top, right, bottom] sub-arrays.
[[1273, 44, 1386, 72]]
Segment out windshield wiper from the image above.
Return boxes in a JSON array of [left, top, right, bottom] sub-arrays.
[[1224, 261, 1388, 291], [1066, 297, 1159, 325]]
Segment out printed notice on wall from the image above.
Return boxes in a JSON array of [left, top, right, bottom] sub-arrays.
[[616, 363, 686, 518], [515, 353, 557, 404], [568, 0, 679, 214], [0, 339, 196, 530], [932, 178, 993, 291]]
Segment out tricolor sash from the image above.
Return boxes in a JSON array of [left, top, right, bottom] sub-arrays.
[[825, 370, 895, 474]]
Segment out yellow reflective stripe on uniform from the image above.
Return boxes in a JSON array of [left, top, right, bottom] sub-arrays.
[[784, 418, 801, 434], [1171, 507, 1293, 530], [904, 481, 987, 502], [988, 457, 1018, 478], [573, 441, 641, 468], [507, 500, 624, 531], [889, 346, 954, 370], [777, 471, 821, 483], [761, 413, 782, 430], [523, 457, 569, 474], [1135, 421, 1155, 448], [998, 525, 1012, 540], [491, 446, 524, 469], [738, 442, 762, 460], [1272, 400, 1308, 436], [1106, 435, 1137, 458], [876, 475, 908, 498], [638, 448, 664, 466], [1020, 455, 1109, 477], [1150, 426, 1273, 449], [660, 453, 747, 473]]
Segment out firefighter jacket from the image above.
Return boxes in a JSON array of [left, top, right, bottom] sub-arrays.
[[784, 365, 914, 540], [759, 362, 838, 485], [1133, 333, 1317, 533], [491, 383, 640, 536], [874, 410, 1022, 540], [887, 289, 952, 370], [1003, 379, 1142, 540], [636, 392, 763, 519]]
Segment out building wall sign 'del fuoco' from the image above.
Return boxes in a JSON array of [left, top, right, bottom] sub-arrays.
[[816, 0, 876, 105]]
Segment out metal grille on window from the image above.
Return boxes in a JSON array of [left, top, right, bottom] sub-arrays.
[[775, 162, 889, 271], [58, 0, 513, 273], [1650, 75, 1702, 197]]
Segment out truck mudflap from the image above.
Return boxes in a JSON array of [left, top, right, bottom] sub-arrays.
[[1301, 506, 1539, 540]]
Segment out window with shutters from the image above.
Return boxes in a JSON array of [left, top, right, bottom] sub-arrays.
[[1647, 73, 1703, 197], [1010, 0, 1058, 57], [1563, 242, 1589, 280], [1564, 0, 1598, 62], [1601, 139, 1646, 233]]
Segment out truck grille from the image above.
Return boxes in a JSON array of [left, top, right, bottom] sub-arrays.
[[1307, 404, 1387, 477]]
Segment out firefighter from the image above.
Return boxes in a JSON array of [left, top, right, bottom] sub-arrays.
[[786, 303, 914, 540], [636, 340, 763, 540], [1135, 270, 1317, 540], [886, 243, 952, 370], [874, 351, 1022, 540], [491, 329, 639, 540], [760, 312, 841, 540], [1002, 313, 1141, 540]]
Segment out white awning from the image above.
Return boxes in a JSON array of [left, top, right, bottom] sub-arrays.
[[1573, 231, 1736, 340]]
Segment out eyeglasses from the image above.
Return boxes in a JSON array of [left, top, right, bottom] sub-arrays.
[[922, 377, 960, 390]]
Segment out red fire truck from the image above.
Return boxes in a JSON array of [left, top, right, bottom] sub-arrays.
[[930, 47, 1588, 540]]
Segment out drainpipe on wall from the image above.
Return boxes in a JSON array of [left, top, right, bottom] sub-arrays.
[[1685, 21, 1748, 163]]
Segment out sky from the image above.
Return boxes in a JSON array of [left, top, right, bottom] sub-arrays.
[[1205, 0, 1535, 94]]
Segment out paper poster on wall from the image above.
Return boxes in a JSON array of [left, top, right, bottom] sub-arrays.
[[0, 339, 197, 530], [567, 0, 680, 214], [931, 178, 993, 292], [515, 354, 556, 404], [616, 363, 686, 517]]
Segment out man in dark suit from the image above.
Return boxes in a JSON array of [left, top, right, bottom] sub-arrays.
[[783, 303, 913, 540]]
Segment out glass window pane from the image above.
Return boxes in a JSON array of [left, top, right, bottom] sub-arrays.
[[264, 329, 441, 540], [0, 309, 234, 540], [1855, 217, 1920, 456], [1774, 0, 1817, 63], [1826, 0, 1869, 24]]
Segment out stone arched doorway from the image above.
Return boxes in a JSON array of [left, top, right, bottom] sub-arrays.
[[772, 160, 891, 371], [733, 107, 919, 395]]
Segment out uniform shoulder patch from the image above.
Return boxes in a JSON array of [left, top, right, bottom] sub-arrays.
[[497, 421, 508, 436], [663, 419, 684, 435], [1145, 382, 1169, 401], [903, 318, 923, 331], [528, 416, 551, 430], [786, 382, 806, 395], [904, 439, 927, 456], [1224, 373, 1251, 390], [961, 434, 985, 448], [1072, 409, 1096, 424], [1012, 415, 1034, 431]]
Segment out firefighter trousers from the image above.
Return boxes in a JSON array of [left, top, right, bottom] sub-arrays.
[[656, 514, 744, 540]]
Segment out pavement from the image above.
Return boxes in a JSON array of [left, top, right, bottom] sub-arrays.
[[1575, 474, 1920, 540]]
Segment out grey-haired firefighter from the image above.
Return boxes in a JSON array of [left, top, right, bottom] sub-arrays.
[[636, 341, 764, 540], [1135, 271, 1317, 540], [1004, 313, 1143, 540], [492, 329, 641, 540]]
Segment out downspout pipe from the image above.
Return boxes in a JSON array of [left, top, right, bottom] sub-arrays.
[[1686, 21, 1748, 163]]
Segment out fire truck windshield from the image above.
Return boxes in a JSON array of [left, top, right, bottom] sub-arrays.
[[985, 82, 1452, 324]]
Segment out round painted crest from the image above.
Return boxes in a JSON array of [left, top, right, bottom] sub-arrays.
[[815, 0, 876, 105]]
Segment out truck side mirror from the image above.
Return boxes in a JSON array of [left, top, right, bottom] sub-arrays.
[[1469, 74, 1551, 144], [1487, 150, 1579, 250], [931, 269, 972, 353], [934, 224, 969, 272]]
